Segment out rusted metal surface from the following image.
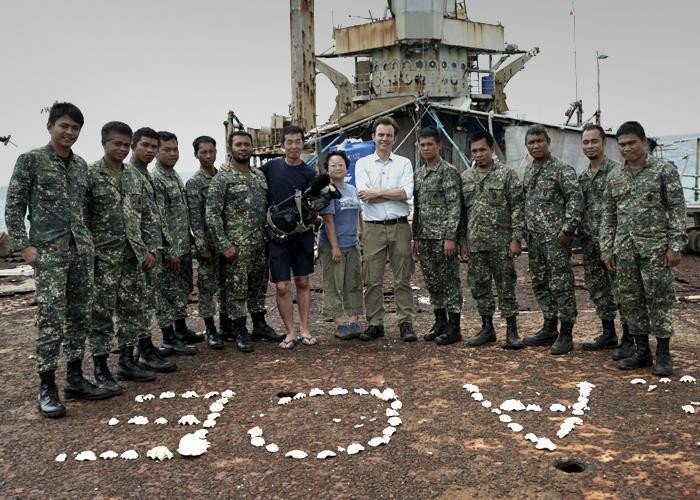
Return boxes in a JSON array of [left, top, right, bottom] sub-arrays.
[[315, 59, 354, 122], [441, 18, 504, 52], [334, 19, 397, 55], [290, 0, 315, 131]]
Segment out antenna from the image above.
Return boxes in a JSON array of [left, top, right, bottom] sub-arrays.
[[571, 0, 579, 101]]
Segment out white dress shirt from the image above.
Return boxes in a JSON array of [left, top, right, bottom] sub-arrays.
[[354, 152, 414, 222]]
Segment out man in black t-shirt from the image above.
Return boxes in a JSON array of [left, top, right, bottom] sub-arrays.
[[260, 125, 318, 348]]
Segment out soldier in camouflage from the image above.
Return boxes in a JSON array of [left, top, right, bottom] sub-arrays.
[[459, 130, 526, 349], [522, 124, 584, 355], [577, 124, 632, 358], [5, 102, 111, 418], [86, 122, 160, 393], [411, 127, 463, 345], [600, 121, 686, 376], [206, 131, 275, 352], [186, 136, 224, 350], [152, 131, 203, 354], [128, 128, 186, 366]]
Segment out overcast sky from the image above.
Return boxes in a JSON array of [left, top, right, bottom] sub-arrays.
[[1, 0, 698, 185]]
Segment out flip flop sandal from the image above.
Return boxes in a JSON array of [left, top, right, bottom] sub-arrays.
[[298, 335, 318, 346], [279, 339, 297, 349]]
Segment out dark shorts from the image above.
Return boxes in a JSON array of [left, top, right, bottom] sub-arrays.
[[268, 231, 315, 283]]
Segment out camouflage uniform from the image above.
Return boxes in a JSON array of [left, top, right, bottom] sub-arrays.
[[460, 160, 524, 317], [413, 158, 462, 313], [206, 165, 268, 320], [578, 157, 620, 321], [152, 163, 192, 328], [186, 168, 221, 319], [523, 155, 583, 322], [5, 144, 94, 373], [599, 156, 686, 338], [85, 159, 158, 356]]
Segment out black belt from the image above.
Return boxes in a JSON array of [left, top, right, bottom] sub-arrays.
[[365, 217, 408, 226]]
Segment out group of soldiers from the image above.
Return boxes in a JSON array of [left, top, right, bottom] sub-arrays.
[[4, 102, 687, 420]]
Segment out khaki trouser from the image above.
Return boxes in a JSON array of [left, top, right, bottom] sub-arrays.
[[319, 245, 363, 318], [362, 222, 415, 325]]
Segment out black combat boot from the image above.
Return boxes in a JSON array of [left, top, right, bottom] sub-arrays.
[[523, 317, 559, 346], [359, 325, 385, 341], [616, 335, 653, 370], [251, 311, 285, 341], [117, 347, 156, 382], [38, 370, 66, 418], [551, 321, 574, 355], [204, 317, 224, 350], [466, 315, 496, 346], [436, 312, 462, 345], [583, 319, 618, 350], [220, 312, 235, 341], [93, 354, 122, 395], [652, 337, 673, 376], [424, 309, 447, 342], [64, 359, 113, 400], [503, 316, 526, 350], [399, 322, 417, 342], [174, 317, 205, 343], [137, 336, 177, 372], [612, 323, 635, 361], [160, 325, 197, 355], [232, 317, 253, 352]]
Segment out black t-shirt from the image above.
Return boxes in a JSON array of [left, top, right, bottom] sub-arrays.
[[260, 157, 316, 206]]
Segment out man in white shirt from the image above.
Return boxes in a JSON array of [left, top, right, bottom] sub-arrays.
[[355, 116, 416, 341]]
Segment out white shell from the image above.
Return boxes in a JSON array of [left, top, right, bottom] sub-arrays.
[[380, 388, 396, 401], [181, 391, 199, 398], [159, 391, 175, 399], [337, 446, 346, 452], [556, 427, 571, 439], [471, 392, 484, 402], [209, 402, 224, 413], [177, 433, 210, 457], [204, 391, 219, 399], [535, 437, 557, 451], [680, 375, 697, 383], [391, 400, 403, 410], [99, 450, 118, 460], [285, 450, 308, 459], [481, 400, 493, 409], [332, 418, 342, 423], [75, 451, 97, 461], [370, 388, 382, 398], [507, 423, 523, 432], [549, 404, 566, 412], [630, 378, 646, 385], [386, 408, 399, 417], [203, 419, 216, 428], [142, 394, 155, 401], [293, 392, 306, 400], [499, 414, 512, 423], [250, 436, 265, 447], [108, 417, 119, 426], [154, 417, 168, 425], [278, 397, 292, 405], [146, 446, 173, 461], [571, 409, 585, 416], [524, 433, 538, 443], [120, 449, 139, 460], [368, 436, 387, 447], [55, 453, 67, 462], [383, 426, 397, 437], [317, 450, 337, 459], [354, 388, 369, 395], [576, 381, 596, 391], [135, 394, 144, 402], [216, 397, 229, 406], [128, 416, 148, 425], [207, 413, 220, 421], [354, 424, 364, 429], [388, 416, 402, 426], [329, 387, 348, 396], [500, 399, 526, 412], [463, 383, 479, 393], [572, 401, 587, 411], [564, 416, 583, 426], [221, 389, 235, 398], [526, 404, 542, 412], [248, 426, 263, 437], [659, 377, 671, 384], [265, 443, 279, 453], [178, 415, 200, 425], [682, 405, 696, 414], [491, 408, 502, 414], [577, 396, 589, 405], [309, 388, 324, 396], [346, 443, 365, 455]]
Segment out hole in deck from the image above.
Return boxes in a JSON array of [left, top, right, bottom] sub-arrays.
[[554, 459, 586, 473]]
